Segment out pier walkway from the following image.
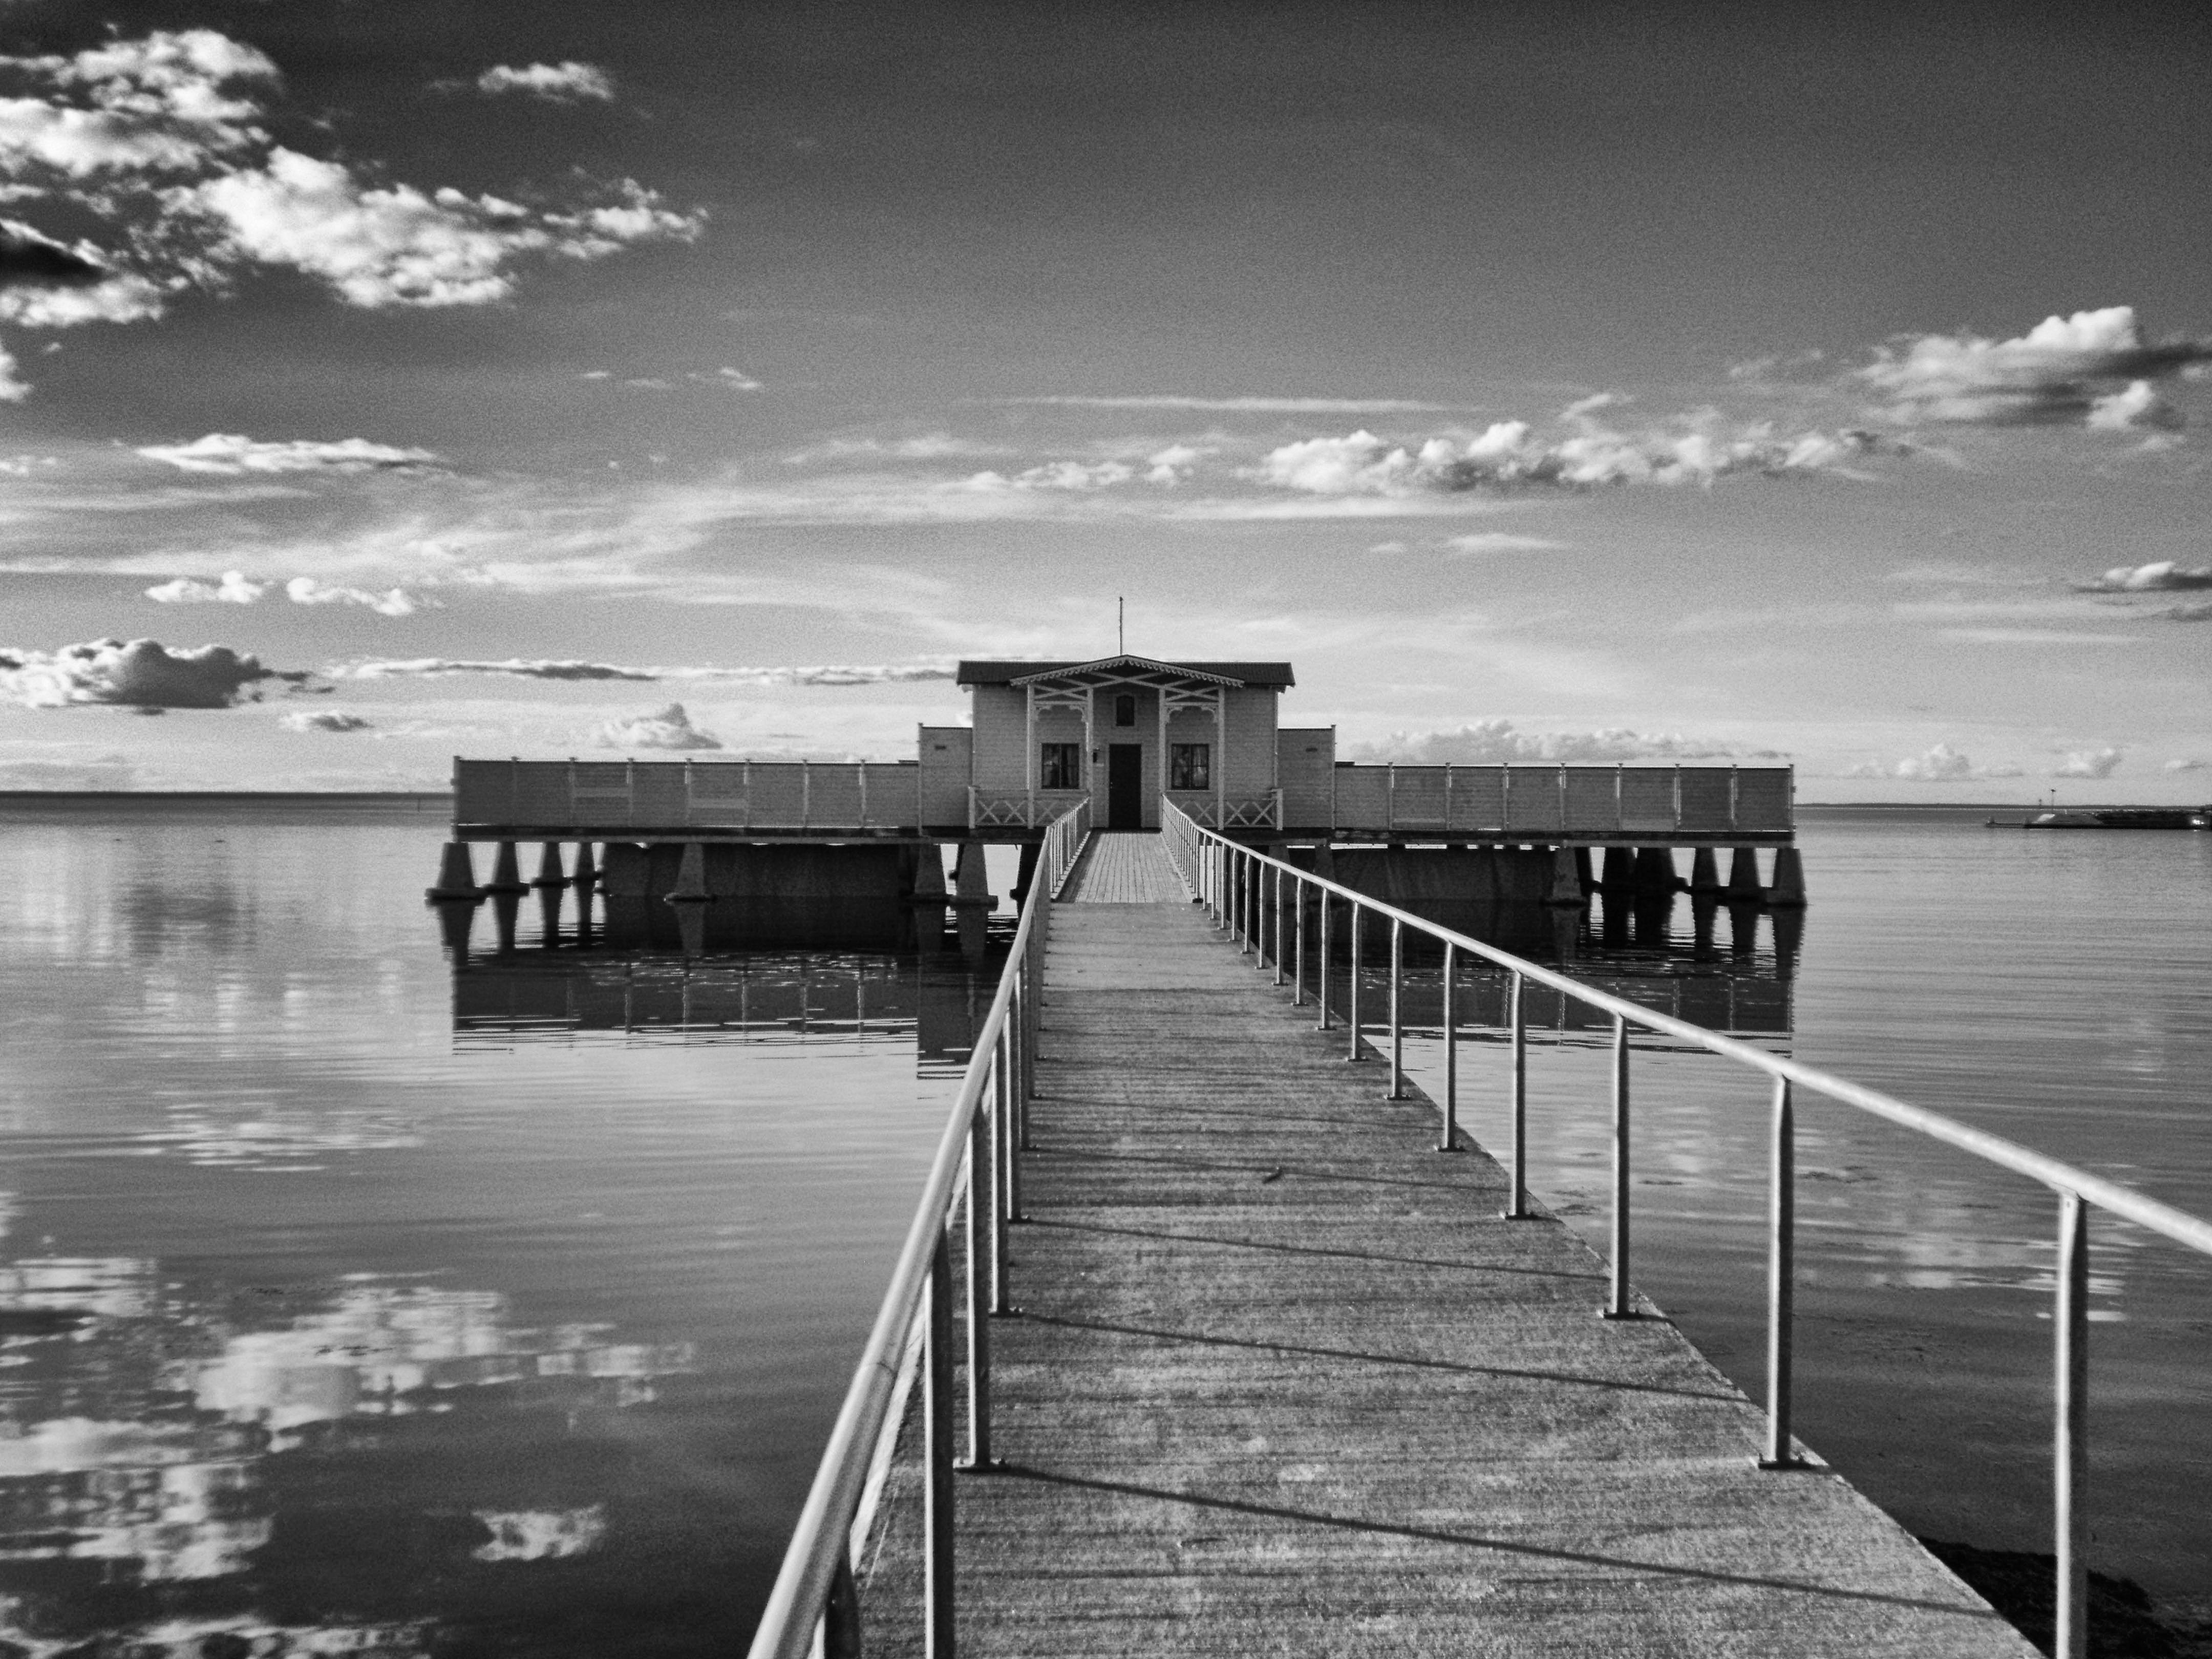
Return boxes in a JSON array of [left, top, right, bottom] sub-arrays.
[[861, 834, 2030, 1655]]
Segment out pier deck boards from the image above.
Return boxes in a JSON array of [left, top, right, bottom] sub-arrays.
[[861, 836, 2031, 1656]]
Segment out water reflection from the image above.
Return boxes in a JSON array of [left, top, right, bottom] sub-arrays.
[[0, 1242, 692, 1646]]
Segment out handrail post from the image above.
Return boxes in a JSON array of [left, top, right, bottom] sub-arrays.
[[1438, 942, 1458, 1151], [961, 1108, 992, 1469], [1292, 870, 1307, 1006], [1505, 973, 1527, 1215], [1315, 887, 1333, 1030], [924, 1227, 954, 1654], [1272, 863, 1285, 984], [1760, 1077, 1801, 1467], [1387, 918, 1405, 1098], [1346, 902, 1364, 1061], [822, 1544, 861, 1659], [1239, 850, 1253, 954], [996, 1022, 1018, 1281], [2055, 1191, 2089, 1659], [1604, 1013, 1635, 1318]]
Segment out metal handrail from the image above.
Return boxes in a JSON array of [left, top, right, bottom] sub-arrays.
[[746, 800, 1091, 1659], [1159, 798, 2210, 1659]]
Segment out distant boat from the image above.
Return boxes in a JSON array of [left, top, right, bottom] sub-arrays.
[[2007, 808, 2211, 830]]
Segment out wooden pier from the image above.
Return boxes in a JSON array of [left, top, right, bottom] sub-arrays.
[[852, 834, 2032, 1656]]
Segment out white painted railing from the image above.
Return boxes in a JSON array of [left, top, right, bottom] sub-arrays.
[[1159, 797, 2209, 1659], [744, 798, 1090, 1659]]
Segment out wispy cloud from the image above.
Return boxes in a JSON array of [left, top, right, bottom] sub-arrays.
[[1857, 306, 2209, 429], [2072, 560, 2212, 593], [473, 61, 614, 102], [996, 395, 1471, 413], [136, 434, 445, 475], [334, 657, 956, 685], [1371, 531, 1566, 555]]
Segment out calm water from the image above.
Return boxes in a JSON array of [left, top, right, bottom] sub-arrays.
[[0, 800, 2204, 1656]]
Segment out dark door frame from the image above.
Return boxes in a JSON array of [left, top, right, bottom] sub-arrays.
[[1107, 743, 1144, 830]]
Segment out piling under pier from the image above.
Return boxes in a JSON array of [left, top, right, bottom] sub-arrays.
[[855, 835, 2028, 1657]]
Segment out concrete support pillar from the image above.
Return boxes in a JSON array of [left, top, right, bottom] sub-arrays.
[[1727, 845, 1763, 901], [1600, 846, 1638, 892], [1689, 847, 1722, 893], [1772, 905, 1803, 978], [426, 841, 480, 901], [1544, 846, 1584, 906], [572, 841, 599, 890], [531, 841, 566, 888], [666, 841, 713, 903], [1691, 893, 1719, 960], [491, 892, 520, 954], [673, 899, 708, 958], [484, 841, 527, 895], [1633, 845, 1679, 894], [1574, 846, 1595, 895], [434, 899, 477, 956], [1011, 842, 1042, 908], [1768, 846, 1807, 907], [954, 842, 992, 905]]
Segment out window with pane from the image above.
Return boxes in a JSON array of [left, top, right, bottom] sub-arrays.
[[1040, 742, 1082, 790], [1169, 743, 1210, 790], [1114, 694, 1136, 726]]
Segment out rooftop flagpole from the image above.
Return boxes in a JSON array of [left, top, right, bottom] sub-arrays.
[[1118, 596, 1124, 655]]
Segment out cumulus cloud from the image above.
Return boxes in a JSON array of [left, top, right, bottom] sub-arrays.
[[593, 702, 720, 752], [1351, 720, 1774, 765], [335, 656, 954, 685], [0, 636, 280, 708], [146, 569, 266, 603], [0, 30, 701, 391], [1848, 742, 2025, 782], [1143, 444, 1207, 484], [0, 30, 278, 177], [181, 150, 701, 309], [473, 62, 615, 102], [1258, 415, 1881, 497], [2052, 747, 2123, 779], [136, 433, 444, 474], [280, 709, 371, 733], [284, 577, 428, 616], [1857, 307, 2211, 428], [2073, 560, 2212, 593]]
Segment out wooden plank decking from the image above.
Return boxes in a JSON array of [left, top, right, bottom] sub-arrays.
[[861, 835, 2033, 1656]]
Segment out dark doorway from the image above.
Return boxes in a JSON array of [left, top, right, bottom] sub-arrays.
[[1108, 744, 1144, 829]]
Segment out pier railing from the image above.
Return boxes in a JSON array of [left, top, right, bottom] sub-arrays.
[[453, 757, 920, 832], [1322, 761, 1793, 839], [746, 797, 1090, 1659], [1159, 798, 2212, 1659]]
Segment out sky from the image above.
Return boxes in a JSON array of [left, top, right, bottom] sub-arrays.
[[1, 0, 2208, 799]]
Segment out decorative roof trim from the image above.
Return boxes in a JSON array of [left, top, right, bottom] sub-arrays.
[[1008, 654, 1246, 689]]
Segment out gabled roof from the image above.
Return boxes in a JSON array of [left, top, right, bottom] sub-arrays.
[[957, 657, 1295, 689]]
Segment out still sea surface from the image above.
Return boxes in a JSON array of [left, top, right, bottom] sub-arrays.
[[0, 796, 2204, 1654]]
